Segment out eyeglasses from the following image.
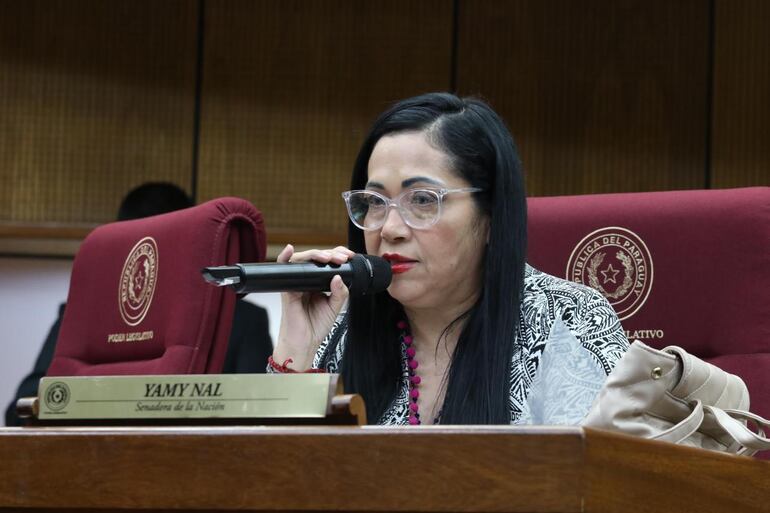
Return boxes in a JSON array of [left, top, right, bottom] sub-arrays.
[[342, 187, 482, 231]]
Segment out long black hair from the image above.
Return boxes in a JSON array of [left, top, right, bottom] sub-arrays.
[[328, 92, 527, 424]]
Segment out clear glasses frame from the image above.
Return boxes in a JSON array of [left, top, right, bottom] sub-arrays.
[[341, 187, 482, 231]]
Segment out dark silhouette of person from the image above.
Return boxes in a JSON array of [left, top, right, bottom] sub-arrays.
[[5, 183, 273, 426]]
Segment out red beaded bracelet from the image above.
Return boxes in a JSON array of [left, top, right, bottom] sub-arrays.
[[268, 355, 325, 373]]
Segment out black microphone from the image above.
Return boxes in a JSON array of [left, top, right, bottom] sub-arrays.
[[201, 254, 392, 296]]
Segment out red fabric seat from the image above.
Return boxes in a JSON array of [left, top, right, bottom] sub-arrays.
[[527, 187, 770, 429], [47, 197, 265, 376]]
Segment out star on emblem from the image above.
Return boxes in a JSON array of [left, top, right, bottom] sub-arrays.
[[133, 270, 146, 291], [600, 264, 620, 284]]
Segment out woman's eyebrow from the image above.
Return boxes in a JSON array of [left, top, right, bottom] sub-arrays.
[[365, 176, 445, 190], [402, 176, 444, 188]]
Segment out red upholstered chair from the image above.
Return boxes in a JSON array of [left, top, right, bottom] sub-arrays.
[[527, 187, 770, 431], [47, 197, 266, 376]]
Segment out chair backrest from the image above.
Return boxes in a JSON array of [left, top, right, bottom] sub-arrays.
[[47, 197, 266, 376], [527, 187, 770, 421]]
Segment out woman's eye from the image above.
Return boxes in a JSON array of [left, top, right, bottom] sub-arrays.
[[409, 191, 438, 206], [365, 195, 386, 207]]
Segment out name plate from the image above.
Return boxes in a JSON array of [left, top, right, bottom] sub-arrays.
[[37, 374, 341, 420]]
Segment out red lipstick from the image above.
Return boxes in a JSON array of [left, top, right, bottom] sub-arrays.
[[382, 253, 417, 274]]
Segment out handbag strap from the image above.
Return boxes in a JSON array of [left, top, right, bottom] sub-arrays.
[[707, 406, 770, 457], [722, 409, 770, 438], [650, 401, 770, 456], [651, 399, 705, 444]]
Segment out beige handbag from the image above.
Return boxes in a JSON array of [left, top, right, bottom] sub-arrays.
[[582, 340, 770, 456]]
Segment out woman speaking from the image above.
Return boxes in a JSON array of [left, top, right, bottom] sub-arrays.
[[269, 92, 629, 426]]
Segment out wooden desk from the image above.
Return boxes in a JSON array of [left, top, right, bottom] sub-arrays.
[[0, 425, 767, 512]]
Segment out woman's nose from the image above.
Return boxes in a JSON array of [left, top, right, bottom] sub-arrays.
[[380, 206, 410, 241]]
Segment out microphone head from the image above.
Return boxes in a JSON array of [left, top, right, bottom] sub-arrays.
[[348, 254, 392, 296]]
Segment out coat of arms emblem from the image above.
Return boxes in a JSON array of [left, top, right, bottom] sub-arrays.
[[566, 227, 653, 320], [119, 237, 158, 326]]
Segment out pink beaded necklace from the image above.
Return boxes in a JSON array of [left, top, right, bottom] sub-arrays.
[[397, 319, 424, 425]]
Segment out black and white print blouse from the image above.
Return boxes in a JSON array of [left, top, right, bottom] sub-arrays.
[[303, 265, 630, 425]]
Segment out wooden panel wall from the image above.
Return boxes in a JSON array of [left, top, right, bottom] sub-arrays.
[[0, 1, 766, 252], [456, 1, 711, 196], [712, 0, 770, 188], [197, 0, 452, 244], [0, 0, 196, 225]]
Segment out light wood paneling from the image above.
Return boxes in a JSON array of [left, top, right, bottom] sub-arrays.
[[0, 0, 197, 225], [712, 0, 770, 188], [198, 0, 452, 245], [457, 0, 710, 196]]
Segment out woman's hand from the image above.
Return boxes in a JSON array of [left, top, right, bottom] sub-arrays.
[[272, 244, 354, 370]]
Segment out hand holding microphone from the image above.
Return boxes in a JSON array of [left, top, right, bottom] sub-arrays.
[[275, 245, 374, 371], [202, 245, 391, 371]]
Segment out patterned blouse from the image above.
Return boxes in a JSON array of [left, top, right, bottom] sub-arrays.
[[289, 265, 629, 425]]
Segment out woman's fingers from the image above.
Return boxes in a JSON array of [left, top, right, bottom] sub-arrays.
[[288, 247, 355, 265], [289, 249, 332, 264], [276, 244, 294, 263], [333, 246, 356, 257], [327, 274, 350, 314]]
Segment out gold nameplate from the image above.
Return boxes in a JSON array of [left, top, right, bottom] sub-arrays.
[[36, 374, 341, 420]]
